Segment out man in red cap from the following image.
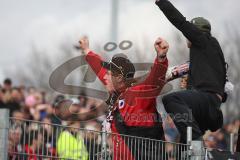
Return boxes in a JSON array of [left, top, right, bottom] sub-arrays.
[[79, 36, 169, 160]]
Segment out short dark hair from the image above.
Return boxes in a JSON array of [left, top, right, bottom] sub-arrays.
[[4, 78, 12, 85]]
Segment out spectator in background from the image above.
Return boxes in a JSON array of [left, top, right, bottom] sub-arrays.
[[179, 75, 188, 90], [35, 104, 53, 121], [0, 87, 6, 107], [77, 98, 106, 122], [163, 116, 180, 142], [203, 129, 228, 150], [57, 121, 88, 160], [84, 121, 102, 160], [54, 100, 71, 124], [50, 95, 65, 125], [78, 95, 88, 107], [204, 134, 218, 149], [69, 98, 81, 115], [12, 110, 25, 125], [54, 98, 80, 123], [22, 106, 34, 120], [0, 87, 22, 116], [7, 87, 22, 116], [25, 130, 44, 160], [42, 115, 57, 157], [215, 130, 227, 150], [3, 78, 12, 91], [24, 92, 45, 121], [27, 86, 36, 95], [11, 88, 23, 103], [8, 124, 24, 160]]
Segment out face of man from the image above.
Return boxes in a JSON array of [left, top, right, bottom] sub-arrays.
[[3, 84, 11, 91], [180, 76, 188, 89], [103, 70, 123, 93], [36, 133, 43, 147], [69, 122, 81, 133]]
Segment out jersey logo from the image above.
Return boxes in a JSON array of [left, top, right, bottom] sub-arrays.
[[118, 99, 125, 109]]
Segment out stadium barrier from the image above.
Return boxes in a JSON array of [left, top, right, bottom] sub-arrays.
[[1, 108, 239, 160]]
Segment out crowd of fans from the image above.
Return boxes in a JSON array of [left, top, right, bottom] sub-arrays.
[[0, 77, 239, 159], [203, 119, 240, 150], [0, 78, 104, 159]]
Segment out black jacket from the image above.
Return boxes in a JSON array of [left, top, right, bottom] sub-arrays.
[[156, 0, 226, 96]]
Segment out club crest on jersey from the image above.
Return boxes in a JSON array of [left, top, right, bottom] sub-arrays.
[[118, 99, 125, 109]]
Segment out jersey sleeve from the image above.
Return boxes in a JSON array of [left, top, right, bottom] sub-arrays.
[[124, 58, 168, 107], [85, 51, 107, 85], [143, 58, 168, 86]]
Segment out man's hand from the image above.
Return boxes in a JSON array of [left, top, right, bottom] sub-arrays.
[[154, 37, 169, 61], [78, 36, 90, 54]]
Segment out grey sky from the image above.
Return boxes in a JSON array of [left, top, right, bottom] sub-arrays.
[[1, 0, 240, 82]]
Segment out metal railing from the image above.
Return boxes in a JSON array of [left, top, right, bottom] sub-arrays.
[[1, 108, 239, 160], [7, 117, 190, 160]]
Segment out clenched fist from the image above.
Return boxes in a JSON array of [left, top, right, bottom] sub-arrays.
[[154, 37, 169, 61], [78, 36, 90, 54]]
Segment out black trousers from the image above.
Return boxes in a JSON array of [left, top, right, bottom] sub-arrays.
[[162, 89, 223, 143]]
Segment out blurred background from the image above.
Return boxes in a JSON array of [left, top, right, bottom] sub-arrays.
[[1, 0, 240, 154]]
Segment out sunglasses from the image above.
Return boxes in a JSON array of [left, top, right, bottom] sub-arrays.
[[110, 60, 124, 75], [102, 60, 124, 76]]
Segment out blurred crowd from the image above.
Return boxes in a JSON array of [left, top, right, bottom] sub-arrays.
[[0, 78, 105, 159], [0, 77, 239, 159], [203, 119, 240, 150]]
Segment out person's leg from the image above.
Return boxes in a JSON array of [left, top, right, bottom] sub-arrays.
[[162, 90, 208, 143]]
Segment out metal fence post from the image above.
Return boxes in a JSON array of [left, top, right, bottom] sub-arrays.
[[187, 127, 192, 160], [230, 133, 234, 154], [187, 127, 205, 160], [101, 120, 108, 159], [191, 140, 205, 160], [187, 127, 192, 145], [0, 109, 9, 160]]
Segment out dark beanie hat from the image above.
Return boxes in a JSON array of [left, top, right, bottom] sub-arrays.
[[191, 17, 211, 33], [102, 54, 135, 79]]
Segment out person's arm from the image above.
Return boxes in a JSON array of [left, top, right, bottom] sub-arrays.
[[165, 62, 190, 82], [143, 38, 169, 86], [155, 0, 206, 46], [78, 37, 107, 85], [85, 51, 107, 85]]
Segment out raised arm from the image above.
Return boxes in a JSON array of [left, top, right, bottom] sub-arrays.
[[155, 0, 206, 46], [143, 37, 169, 86], [78, 37, 107, 85]]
